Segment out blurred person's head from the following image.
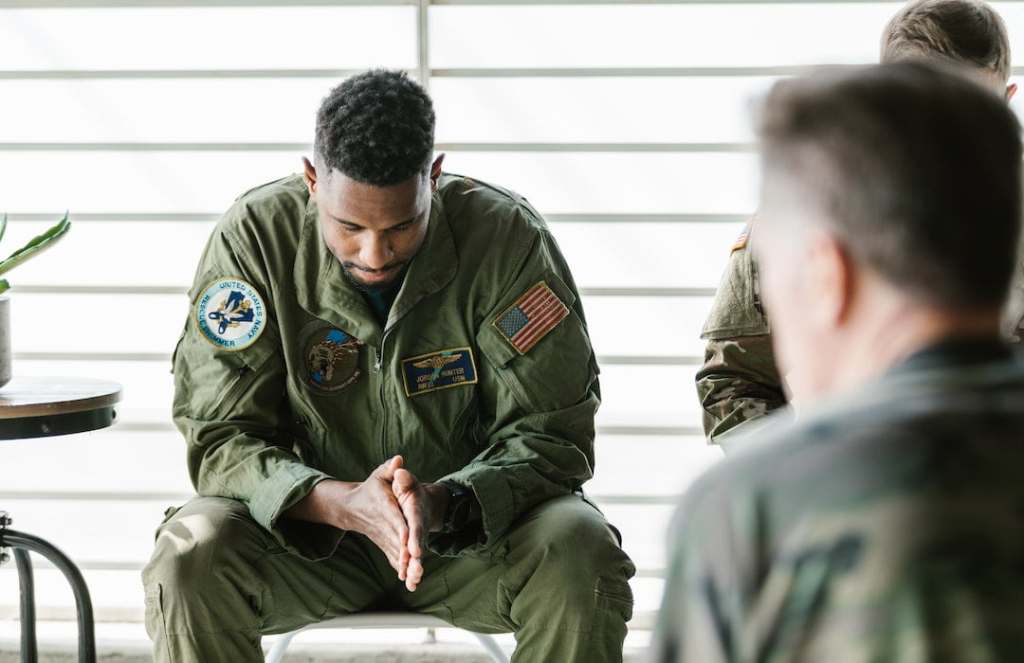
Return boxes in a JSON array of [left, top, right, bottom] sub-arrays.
[[303, 69, 443, 291], [881, 0, 1015, 99], [754, 62, 1022, 402]]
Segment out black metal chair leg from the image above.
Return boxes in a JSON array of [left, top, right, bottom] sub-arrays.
[[3, 530, 96, 663], [14, 548, 38, 663]]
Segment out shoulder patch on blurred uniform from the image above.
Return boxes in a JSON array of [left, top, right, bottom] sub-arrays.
[[732, 215, 756, 253], [402, 347, 478, 397], [195, 278, 266, 351], [493, 281, 570, 355], [731, 230, 749, 253], [305, 328, 362, 391]]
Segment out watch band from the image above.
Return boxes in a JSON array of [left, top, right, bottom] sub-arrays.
[[440, 481, 473, 534]]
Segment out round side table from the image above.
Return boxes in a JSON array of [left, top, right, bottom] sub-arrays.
[[0, 377, 122, 663]]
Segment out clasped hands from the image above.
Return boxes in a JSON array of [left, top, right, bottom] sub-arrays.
[[286, 455, 450, 592]]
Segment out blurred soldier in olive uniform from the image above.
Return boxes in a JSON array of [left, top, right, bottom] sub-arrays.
[[653, 62, 1024, 662], [142, 70, 634, 663], [698, 0, 1019, 443]]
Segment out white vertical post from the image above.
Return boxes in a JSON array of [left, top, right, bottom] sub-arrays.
[[417, 0, 431, 89]]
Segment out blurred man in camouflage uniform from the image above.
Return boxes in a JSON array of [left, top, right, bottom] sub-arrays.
[[652, 61, 1024, 663], [697, 0, 1018, 444]]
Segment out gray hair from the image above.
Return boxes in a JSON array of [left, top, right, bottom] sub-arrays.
[[758, 62, 1022, 311]]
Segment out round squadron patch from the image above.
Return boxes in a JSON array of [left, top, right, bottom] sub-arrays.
[[305, 328, 362, 391], [195, 278, 267, 351]]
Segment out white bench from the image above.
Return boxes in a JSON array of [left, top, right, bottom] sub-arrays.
[[264, 612, 509, 663]]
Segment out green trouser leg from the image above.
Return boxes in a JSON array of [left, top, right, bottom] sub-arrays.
[[407, 494, 636, 663], [142, 496, 390, 663], [142, 494, 634, 663]]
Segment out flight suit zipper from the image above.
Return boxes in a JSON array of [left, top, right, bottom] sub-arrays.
[[375, 335, 389, 461]]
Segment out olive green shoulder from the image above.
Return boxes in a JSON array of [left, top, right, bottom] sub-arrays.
[[437, 172, 551, 271], [216, 174, 309, 250], [701, 223, 771, 340], [439, 173, 548, 230]]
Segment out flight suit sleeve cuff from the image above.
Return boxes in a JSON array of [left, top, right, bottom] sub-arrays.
[[248, 463, 344, 561], [429, 469, 515, 556]]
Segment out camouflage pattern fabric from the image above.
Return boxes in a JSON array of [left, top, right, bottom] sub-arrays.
[[697, 219, 786, 444], [697, 219, 1024, 445], [656, 340, 1024, 662]]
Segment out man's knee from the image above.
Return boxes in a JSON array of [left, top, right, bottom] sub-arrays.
[[526, 497, 630, 567], [514, 496, 635, 616], [142, 496, 266, 597]]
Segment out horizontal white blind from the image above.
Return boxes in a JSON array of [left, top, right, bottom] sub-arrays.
[[0, 0, 1021, 629]]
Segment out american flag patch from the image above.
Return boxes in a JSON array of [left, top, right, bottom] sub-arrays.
[[493, 281, 570, 354]]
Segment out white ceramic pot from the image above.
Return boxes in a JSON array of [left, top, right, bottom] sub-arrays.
[[0, 297, 11, 388]]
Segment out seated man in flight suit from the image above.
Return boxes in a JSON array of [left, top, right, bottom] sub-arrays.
[[142, 69, 635, 663]]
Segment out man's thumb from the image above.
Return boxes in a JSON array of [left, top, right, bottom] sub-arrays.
[[378, 455, 404, 478], [392, 468, 417, 497]]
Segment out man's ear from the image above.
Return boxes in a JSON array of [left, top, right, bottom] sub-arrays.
[[430, 154, 445, 191], [1006, 83, 1018, 102], [302, 157, 317, 195], [806, 232, 854, 330]]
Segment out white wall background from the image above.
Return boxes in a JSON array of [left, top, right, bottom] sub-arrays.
[[0, 0, 1021, 639]]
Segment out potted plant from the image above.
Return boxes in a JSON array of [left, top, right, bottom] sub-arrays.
[[0, 213, 72, 387]]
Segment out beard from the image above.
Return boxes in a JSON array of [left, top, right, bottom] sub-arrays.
[[340, 261, 409, 294]]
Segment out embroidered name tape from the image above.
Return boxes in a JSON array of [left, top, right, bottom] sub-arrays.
[[493, 281, 569, 355], [196, 278, 266, 351], [402, 347, 478, 397]]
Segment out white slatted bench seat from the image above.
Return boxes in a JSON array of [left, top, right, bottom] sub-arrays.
[[264, 612, 509, 663]]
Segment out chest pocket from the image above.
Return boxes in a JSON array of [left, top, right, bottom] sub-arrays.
[[293, 320, 368, 398]]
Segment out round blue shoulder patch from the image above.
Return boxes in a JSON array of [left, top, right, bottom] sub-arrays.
[[195, 278, 267, 351]]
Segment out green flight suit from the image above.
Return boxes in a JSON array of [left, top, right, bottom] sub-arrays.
[[696, 218, 1024, 445], [142, 173, 635, 663]]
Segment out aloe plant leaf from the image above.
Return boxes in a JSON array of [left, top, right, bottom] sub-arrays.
[[0, 214, 7, 247], [6, 213, 69, 258], [0, 213, 71, 278], [0, 280, 11, 296]]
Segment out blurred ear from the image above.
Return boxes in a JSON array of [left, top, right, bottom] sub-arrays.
[[430, 154, 445, 191], [806, 231, 854, 330], [302, 157, 318, 195]]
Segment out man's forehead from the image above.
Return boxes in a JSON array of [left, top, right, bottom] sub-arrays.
[[320, 169, 430, 226]]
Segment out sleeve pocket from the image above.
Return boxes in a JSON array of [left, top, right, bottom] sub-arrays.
[[476, 270, 595, 412], [701, 247, 770, 340], [174, 320, 280, 419]]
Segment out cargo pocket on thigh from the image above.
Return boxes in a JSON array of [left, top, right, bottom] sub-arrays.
[[144, 584, 175, 661], [595, 576, 634, 622]]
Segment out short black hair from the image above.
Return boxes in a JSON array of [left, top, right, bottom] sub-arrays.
[[882, 0, 1011, 81], [759, 61, 1022, 311], [314, 70, 436, 186]]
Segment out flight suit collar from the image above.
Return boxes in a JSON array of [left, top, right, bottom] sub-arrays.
[[293, 187, 456, 347], [387, 189, 457, 330]]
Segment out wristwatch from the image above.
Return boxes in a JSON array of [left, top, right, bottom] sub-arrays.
[[440, 481, 476, 534]]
